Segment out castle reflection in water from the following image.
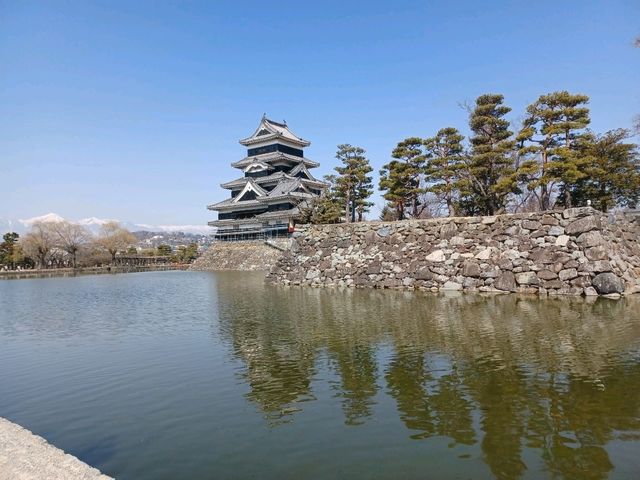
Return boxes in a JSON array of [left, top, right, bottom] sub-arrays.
[[214, 273, 640, 480]]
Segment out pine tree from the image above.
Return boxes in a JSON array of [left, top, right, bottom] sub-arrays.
[[334, 144, 374, 222], [300, 174, 344, 224], [460, 94, 517, 215], [424, 127, 465, 216], [379, 137, 426, 219], [559, 129, 640, 211], [517, 91, 590, 209]]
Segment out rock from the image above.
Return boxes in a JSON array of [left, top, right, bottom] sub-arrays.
[[571, 276, 592, 288], [537, 269, 557, 280], [515, 271, 539, 285], [563, 207, 595, 219], [480, 268, 501, 279], [462, 261, 481, 277], [306, 270, 320, 280], [426, 250, 446, 262], [450, 236, 465, 246], [603, 293, 622, 299], [440, 223, 458, 239], [592, 272, 624, 294], [364, 230, 377, 244], [576, 231, 604, 247], [555, 235, 570, 247], [415, 268, 433, 280], [585, 246, 608, 261], [558, 268, 578, 281], [565, 216, 600, 235], [530, 248, 555, 264], [548, 226, 565, 236], [541, 215, 560, 225], [522, 220, 541, 230], [554, 287, 584, 296], [584, 286, 598, 296], [463, 277, 481, 288], [494, 271, 517, 292], [442, 281, 463, 290], [482, 216, 497, 224], [377, 226, 391, 237], [366, 261, 382, 274], [475, 247, 495, 260], [581, 260, 612, 273]]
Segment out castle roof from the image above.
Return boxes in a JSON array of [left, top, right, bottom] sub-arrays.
[[220, 169, 324, 190], [239, 116, 310, 147], [231, 151, 320, 169], [208, 177, 315, 211]]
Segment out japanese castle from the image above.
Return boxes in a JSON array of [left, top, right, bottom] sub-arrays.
[[208, 115, 325, 240]]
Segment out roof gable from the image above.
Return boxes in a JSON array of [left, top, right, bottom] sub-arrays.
[[233, 178, 267, 203], [289, 163, 317, 181], [239, 115, 310, 147]]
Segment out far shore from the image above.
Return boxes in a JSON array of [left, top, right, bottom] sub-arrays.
[[0, 264, 189, 280]]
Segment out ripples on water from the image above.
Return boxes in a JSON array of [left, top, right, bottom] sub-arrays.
[[1, 271, 640, 479]]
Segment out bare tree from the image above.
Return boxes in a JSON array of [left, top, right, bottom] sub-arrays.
[[97, 221, 136, 263], [51, 221, 91, 268], [21, 222, 56, 268]]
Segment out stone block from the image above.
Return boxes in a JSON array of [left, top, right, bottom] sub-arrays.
[[565, 216, 600, 235], [442, 281, 463, 290], [515, 271, 539, 285], [494, 271, 517, 292], [592, 272, 624, 294], [426, 250, 446, 262]]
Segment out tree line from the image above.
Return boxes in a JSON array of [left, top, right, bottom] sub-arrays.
[[0, 221, 198, 271], [304, 90, 640, 223]]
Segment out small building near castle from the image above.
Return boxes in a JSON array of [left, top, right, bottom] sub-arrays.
[[208, 116, 325, 240]]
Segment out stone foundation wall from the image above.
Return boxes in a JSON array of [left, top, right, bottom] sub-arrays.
[[190, 239, 290, 271], [267, 208, 640, 297]]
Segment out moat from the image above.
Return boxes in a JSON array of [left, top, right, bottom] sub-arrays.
[[1, 271, 640, 479]]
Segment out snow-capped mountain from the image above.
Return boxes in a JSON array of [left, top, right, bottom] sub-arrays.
[[0, 213, 214, 236], [19, 213, 66, 226]]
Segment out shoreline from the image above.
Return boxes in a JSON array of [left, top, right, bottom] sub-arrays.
[[0, 417, 112, 479], [0, 264, 189, 280]]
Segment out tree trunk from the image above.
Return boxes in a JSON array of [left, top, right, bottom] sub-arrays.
[[344, 191, 351, 223], [351, 196, 356, 223], [447, 199, 456, 217], [540, 184, 549, 211], [564, 189, 572, 209]]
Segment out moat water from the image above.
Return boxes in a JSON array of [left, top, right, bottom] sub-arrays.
[[1, 271, 640, 479]]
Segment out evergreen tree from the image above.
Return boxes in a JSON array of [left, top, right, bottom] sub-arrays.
[[558, 129, 640, 211], [379, 137, 426, 219], [517, 91, 591, 209], [157, 244, 172, 256], [300, 174, 344, 224], [0, 232, 19, 268], [334, 144, 374, 222], [424, 127, 465, 216], [379, 203, 398, 221], [460, 94, 517, 215]]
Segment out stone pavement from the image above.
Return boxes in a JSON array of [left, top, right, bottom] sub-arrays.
[[0, 417, 112, 480]]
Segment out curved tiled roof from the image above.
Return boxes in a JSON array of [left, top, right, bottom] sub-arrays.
[[231, 152, 320, 169], [239, 116, 310, 147]]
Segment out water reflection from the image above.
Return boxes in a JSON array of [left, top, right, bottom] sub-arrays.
[[215, 273, 640, 479]]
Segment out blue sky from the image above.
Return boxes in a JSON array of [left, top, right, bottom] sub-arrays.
[[1, 0, 639, 225]]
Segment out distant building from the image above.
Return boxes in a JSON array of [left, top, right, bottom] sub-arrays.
[[208, 115, 325, 240]]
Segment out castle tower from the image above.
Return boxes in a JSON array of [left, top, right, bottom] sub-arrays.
[[208, 116, 325, 240]]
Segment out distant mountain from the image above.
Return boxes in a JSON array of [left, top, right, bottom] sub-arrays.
[[0, 213, 215, 236]]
